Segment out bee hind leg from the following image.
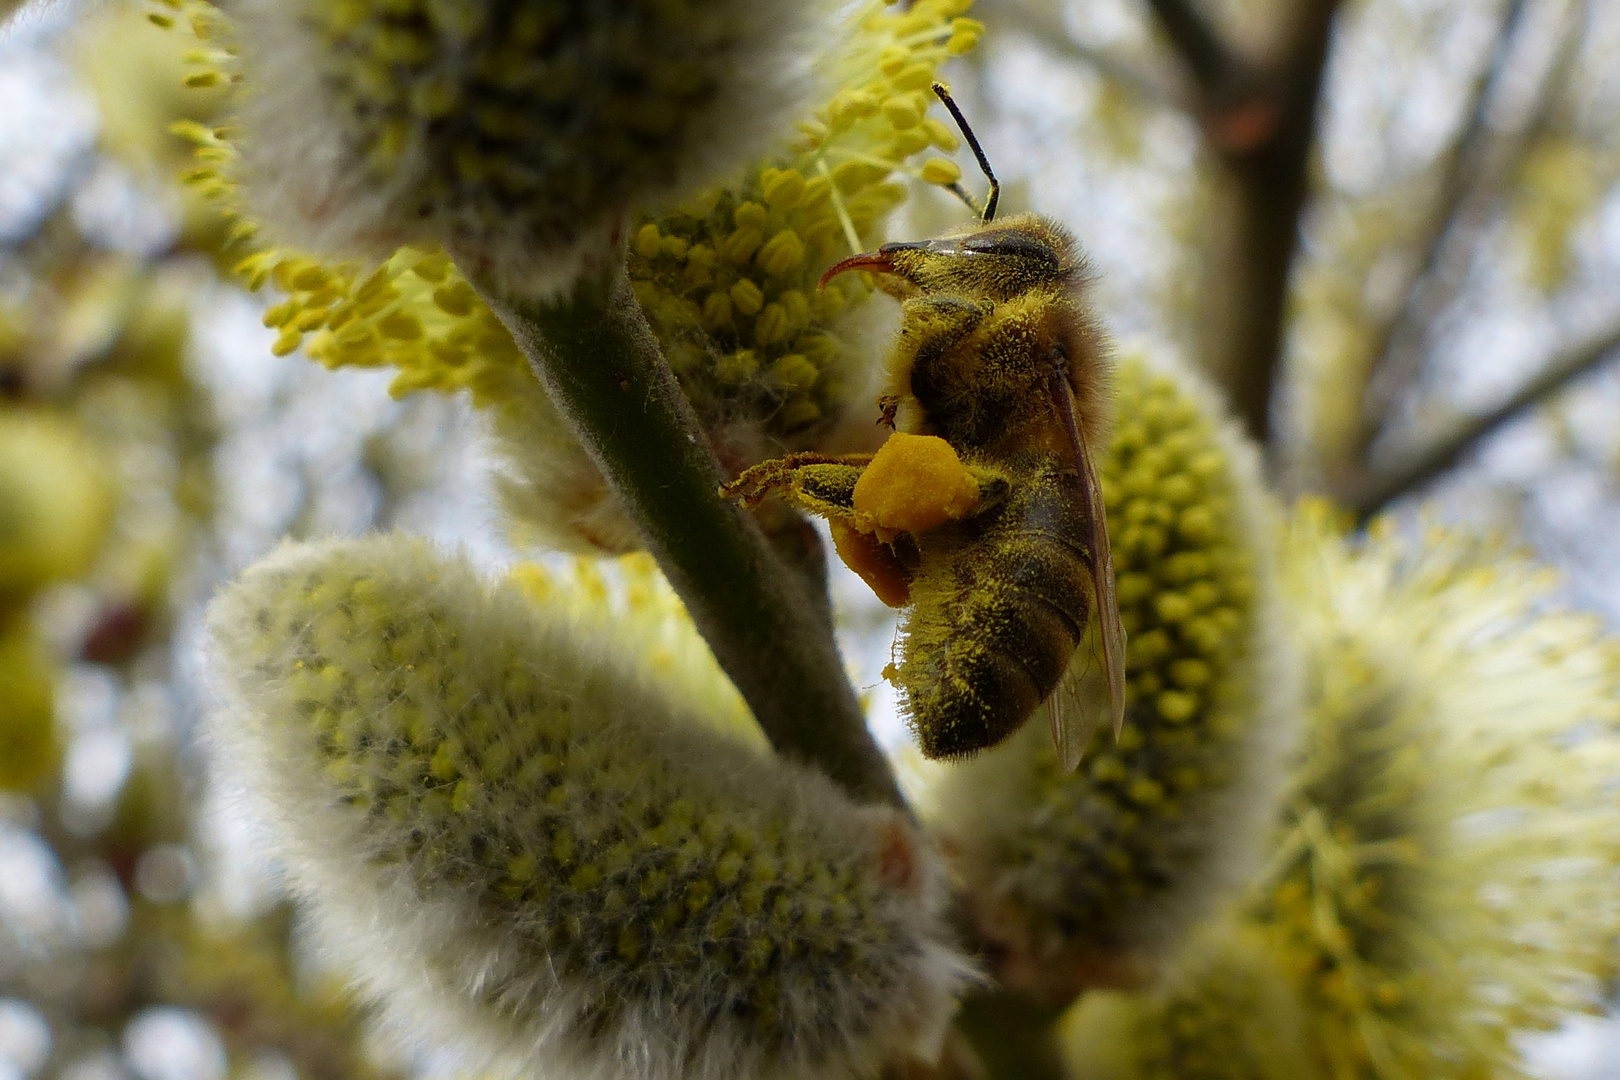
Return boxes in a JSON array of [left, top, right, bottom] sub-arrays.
[[719, 451, 873, 522]]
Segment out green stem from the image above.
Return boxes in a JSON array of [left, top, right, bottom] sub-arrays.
[[471, 263, 903, 808]]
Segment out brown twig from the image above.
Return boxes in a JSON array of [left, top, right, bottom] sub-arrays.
[[1144, 0, 1246, 93], [1148, 0, 1344, 446], [1340, 320, 1620, 520]]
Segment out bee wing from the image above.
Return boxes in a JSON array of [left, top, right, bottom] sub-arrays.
[[1044, 626, 1111, 773], [1048, 364, 1128, 772]]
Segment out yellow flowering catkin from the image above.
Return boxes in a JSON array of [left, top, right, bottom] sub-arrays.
[[916, 352, 1296, 1004], [1068, 508, 1620, 1080], [205, 535, 969, 1080], [218, 0, 839, 295], [1063, 924, 1319, 1080], [0, 409, 111, 594], [1255, 505, 1620, 1080], [166, 0, 983, 550], [626, 0, 985, 440]]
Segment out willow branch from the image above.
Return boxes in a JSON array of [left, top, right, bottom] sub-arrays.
[[1351, 0, 1532, 461], [1145, 0, 1245, 93], [1342, 320, 1620, 520], [1156, 0, 1342, 447], [471, 263, 902, 808]]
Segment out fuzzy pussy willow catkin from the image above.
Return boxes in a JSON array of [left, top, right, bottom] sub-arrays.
[[205, 535, 969, 1080], [218, 0, 840, 294], [167, 0, 983, 552], [916, 352, 1296, 1003]]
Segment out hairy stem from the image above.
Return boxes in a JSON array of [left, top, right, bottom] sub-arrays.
[[472, 263, 902, 808]]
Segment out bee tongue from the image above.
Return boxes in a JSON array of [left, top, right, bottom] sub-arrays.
[[818, 250, 898, 290]]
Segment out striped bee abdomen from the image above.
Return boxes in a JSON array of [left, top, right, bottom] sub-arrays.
[[897, 463, 1094, 759]]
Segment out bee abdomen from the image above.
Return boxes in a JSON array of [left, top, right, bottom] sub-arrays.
[[900, 478, 1093, 759]]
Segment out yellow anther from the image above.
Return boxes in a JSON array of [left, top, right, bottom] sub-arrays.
[[757, 230, 805, 276], [729, 279, 764, 316], [771, 354, 818, 392], [920, 157, 962, 186]]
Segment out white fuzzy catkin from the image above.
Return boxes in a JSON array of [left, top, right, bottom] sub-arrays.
[[205, 535, 968, 1080], [223, 0, 840, 296], [914, 351, 1298, 1003]]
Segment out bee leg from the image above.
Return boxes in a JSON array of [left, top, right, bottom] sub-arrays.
[[720, 452, 874, 523], [876, 395, 901, 428], [722, 452, 926, 607]]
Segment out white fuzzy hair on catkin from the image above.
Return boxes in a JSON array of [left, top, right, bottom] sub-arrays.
[[221, 0, 845, 297], [204, 534, 970, 1080]]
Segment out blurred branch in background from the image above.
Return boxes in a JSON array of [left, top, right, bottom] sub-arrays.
[[1143, 0, 1342, 450], [1352, 0, 1579, 475], [1340, 317, 1620, 519], [976, 0, 1183, 108]]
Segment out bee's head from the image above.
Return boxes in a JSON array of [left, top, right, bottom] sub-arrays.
[[819, 213, 1081, 302]]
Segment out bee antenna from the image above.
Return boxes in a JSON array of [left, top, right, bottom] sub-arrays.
[[931, 82, 1000, 224]]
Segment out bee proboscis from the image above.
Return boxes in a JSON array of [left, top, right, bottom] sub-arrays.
[[723, 85, 1125, 771]]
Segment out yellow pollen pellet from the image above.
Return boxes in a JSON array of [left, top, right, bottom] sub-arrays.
[[853, 433, 980, 535]]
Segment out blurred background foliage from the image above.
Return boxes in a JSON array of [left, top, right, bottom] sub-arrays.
[[2, 0, 1620, 1078]]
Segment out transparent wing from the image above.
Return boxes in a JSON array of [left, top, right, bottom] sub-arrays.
[[1073, 402, 1127, 740], [1047, 362, 1128, 772], [1044, 623, 1112, 772]]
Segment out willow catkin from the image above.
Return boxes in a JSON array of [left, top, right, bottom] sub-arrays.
[[205, 534, 970, 1080]]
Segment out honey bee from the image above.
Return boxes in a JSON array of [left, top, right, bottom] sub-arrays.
[[722, 86, 1124, 770]]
